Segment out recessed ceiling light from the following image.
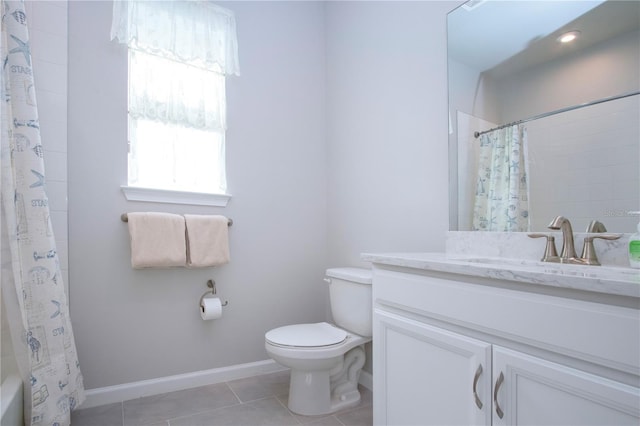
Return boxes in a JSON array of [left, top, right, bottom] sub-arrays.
[[557, 31, 581, 43]]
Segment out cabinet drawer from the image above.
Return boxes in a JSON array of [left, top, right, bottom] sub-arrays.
[[373, 269, 640, 375]]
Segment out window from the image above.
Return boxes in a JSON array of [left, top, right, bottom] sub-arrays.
[[128, 50, 226, 194], [111, 1, 239, 203]]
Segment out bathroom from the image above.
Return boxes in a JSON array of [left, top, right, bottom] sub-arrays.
[[1, 0, 638, 425]]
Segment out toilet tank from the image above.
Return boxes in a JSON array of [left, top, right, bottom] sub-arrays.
[[326, 267, 372, 337]]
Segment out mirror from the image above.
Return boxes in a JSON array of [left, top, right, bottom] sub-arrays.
[[448, 0, 640, 233]]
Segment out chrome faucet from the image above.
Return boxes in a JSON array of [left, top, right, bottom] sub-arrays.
[[547, 216, 578, 262], [540, 216, 622, 265], [586, 220, 607, 233], [581, 220, 621, 265]]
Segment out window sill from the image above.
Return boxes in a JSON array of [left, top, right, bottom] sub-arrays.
[[121, 186, 231, 207]]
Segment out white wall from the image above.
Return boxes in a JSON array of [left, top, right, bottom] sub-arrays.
[[68, 1, 328, 389], [325, 1, 454, 268], [65, 0, 455, 390]]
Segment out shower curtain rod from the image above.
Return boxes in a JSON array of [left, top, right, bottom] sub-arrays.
[[473, 90, 640, 138]]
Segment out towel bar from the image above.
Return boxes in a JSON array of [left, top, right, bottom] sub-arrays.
[[121, 213, 232, 226]]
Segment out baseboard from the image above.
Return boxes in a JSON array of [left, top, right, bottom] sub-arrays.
[[83, 359, 373, 409], [358, 370, 373, 391], [82, 359, 287, 409]]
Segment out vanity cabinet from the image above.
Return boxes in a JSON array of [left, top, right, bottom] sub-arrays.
[[492, 346, 639, 426], [374, 310, 492, 425], [372, 267, 640, 426]]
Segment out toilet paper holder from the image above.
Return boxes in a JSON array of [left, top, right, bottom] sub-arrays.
[[200, 279, 229, 307]]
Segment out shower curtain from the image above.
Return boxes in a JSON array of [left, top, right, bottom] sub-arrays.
[[1, 1, 85, 425], [472, 124, 530, 232]]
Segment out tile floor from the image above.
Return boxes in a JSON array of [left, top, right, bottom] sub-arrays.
[[71, 370, 373, 426]]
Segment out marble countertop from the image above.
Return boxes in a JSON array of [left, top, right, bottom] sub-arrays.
[[361, 252, 640, 298]]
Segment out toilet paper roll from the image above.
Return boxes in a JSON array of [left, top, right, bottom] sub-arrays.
[[200, 297, 223, 320]]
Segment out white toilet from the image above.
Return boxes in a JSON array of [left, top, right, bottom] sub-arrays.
[[264, 267, 372, 416]]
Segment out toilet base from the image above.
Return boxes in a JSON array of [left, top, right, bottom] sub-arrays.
[[287, 345, 366, 416], [288, 369, 332, 416]]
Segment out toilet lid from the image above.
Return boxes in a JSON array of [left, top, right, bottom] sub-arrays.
[[266, 322, 347, 348]]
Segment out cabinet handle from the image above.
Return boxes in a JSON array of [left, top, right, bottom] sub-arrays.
[[473, 364, 483, 409], [494, 371, 504, 419]]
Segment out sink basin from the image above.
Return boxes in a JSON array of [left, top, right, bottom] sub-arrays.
[[455, 257, 543, 267], [449, 256, 639, 281]]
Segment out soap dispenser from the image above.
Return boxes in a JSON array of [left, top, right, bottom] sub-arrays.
[[629, 211, 640, 269]]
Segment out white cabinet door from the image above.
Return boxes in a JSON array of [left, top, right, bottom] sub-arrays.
[[492, 346, 640, 426], [374, 309, 492, 426]]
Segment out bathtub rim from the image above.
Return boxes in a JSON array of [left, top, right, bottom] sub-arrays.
[[1, 372, 23, 425]]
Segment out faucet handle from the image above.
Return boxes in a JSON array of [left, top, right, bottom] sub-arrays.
[[586, 220, 607, 233], [580, 233, 622, 266], [528, 233, 559, 262]]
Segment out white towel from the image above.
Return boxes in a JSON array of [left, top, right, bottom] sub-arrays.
[[127, 212, 187, 268], [184, 214, 230, 268]]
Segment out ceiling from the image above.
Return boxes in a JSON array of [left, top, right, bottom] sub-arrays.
[[448, 0, 640, 77]]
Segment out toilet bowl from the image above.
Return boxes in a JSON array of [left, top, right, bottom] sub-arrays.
[[264, 268, 372, 416]]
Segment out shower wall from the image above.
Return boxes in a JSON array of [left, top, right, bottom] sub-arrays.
[[527, 95, 640, 232]]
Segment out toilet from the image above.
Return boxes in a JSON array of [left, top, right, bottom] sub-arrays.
[[264, 267, 372, 416]]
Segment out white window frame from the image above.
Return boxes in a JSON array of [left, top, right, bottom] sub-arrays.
[[112, 1, 239, 207], [122, 50, 231, 207]]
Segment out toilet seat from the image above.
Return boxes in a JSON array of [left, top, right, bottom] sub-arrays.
[[265, 322, 347, 348]]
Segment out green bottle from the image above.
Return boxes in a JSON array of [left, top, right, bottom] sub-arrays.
[[629, 211, 640, 269]]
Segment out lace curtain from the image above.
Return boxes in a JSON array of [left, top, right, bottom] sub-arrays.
[[472, 124, 530, 232], [111, 1, 239, 132], [111, 0, 240, 76], [128, 50, 226, 131]]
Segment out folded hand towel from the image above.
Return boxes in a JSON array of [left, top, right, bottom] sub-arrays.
[[127, 212, 187, 268], [184, 214, 230, 268]]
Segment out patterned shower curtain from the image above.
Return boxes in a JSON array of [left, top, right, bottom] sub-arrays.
[[472, 124, 530, 232], [1, 1, 85, 425]]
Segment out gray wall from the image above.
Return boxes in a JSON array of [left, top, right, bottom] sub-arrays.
[[68, 1, 328, 389], [325, 1, 454, 373], [67, 0, 455, 390], [325, 1, 453, 268]]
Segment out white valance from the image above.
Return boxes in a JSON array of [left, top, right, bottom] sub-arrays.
[[111, 0, 240, 76]]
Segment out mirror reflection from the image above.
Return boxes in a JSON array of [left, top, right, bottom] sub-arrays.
[[448, 0, 640, 233]]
